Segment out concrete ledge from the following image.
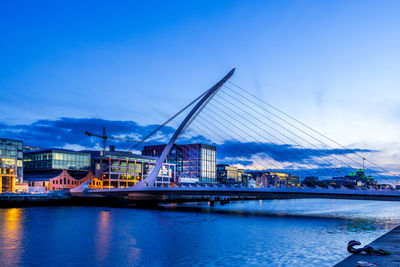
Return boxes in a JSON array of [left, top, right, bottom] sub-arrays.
[[334, 225, 400, 266]]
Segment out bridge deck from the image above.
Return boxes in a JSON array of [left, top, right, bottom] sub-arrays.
[[73, 187, 400, 202]]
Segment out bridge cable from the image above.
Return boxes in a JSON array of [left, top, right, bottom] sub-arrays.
[[198, 105, 333, 178], [189, 118, 288, 174], [192, 106, 329, 178], [193, 113, 329, 179], [226, 82, 397, 184], [208, 95, 338, 177], [222, 85, 395, 184]]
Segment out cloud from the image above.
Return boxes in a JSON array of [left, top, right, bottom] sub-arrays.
[[0, 117, 177, 150], [0, 117, 379, 175], [215, 140, 374, 165]]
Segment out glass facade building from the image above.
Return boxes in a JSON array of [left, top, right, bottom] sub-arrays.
[[142, 143, 217, 183], [24, 149, 91, 171], [0, 138, 23, 193], [217, 164, 240, 183]]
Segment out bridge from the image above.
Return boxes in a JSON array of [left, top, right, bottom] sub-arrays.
[[72, 68, 400, 204]]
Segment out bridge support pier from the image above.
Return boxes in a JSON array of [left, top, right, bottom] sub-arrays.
[[220, 196, 231, 205]]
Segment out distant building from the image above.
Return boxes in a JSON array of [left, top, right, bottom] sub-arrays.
[[239, 169, 252, 187], [266, 171, 291, 187], [84, 149, 175, 188], [346, 169, 377, 187], [216, 165, 252, 185], [142, 143, 217, 183], [0, 138, 23, 193], [247, 171, 300, 188], [248, 178, 257, 188], [376, 184, 393, 190], [319, 169, 378, 189], [288, 175, 300, 187], [217, 164, 240, 183]]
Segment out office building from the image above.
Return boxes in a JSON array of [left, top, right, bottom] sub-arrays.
[[217, 164, 240, 183], [217, 164, 254, 186], [23, 149, 93, 191], [24, 149, 91, 171], [142, 143, 217, 183], [84, 149, 175, 188]]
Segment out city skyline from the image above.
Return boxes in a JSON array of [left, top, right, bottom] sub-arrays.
[[1, 0, 400, 173], [1, 3, 400, 266]]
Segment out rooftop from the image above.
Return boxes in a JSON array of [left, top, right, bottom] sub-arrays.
[[0, 137, 23, 143], [24, 148, 90, 155]]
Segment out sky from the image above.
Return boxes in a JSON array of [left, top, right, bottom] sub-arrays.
[[1, 0, 400, 177]]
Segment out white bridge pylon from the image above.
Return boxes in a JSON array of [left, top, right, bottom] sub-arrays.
[[134, 68, 236, 188]]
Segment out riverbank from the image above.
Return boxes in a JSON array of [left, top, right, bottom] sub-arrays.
[[0, 193, 72, 208], [335, 225, 400, 266]]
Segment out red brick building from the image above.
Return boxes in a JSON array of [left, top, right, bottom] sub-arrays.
[[25, 170, 102, 192]]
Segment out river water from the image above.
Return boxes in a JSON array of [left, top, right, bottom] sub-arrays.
[[0, 199, 399, 266]]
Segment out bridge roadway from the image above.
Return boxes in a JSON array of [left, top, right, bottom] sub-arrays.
[[72, 185, 400, 203]]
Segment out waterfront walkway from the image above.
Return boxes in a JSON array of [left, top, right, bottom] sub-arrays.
[[335, 225, 400, 266]]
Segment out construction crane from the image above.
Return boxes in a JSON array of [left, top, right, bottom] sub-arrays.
[[85, 127, 139, 151]]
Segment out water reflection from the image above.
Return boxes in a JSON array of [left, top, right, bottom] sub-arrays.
[[94, 210, 142, 265], [95, 210, 112, 262], [0, 208, 23, 266], [0, 200, 399, 266]]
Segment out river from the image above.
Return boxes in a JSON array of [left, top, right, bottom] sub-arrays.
[[0, 199, 399, 266]]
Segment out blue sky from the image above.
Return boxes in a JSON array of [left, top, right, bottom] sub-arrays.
[[1, 0, 400, 175]]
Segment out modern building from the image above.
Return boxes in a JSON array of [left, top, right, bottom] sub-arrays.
[[265, 171, 291, 187], [24, 149, 91, 171], [23, 149, 93, 191], [142, 143, 217, 183], [247, 171, 301, 188], [346, 169, 377, 187], [84, 149, 175, 188], [217, 164, 240, 183], [216, 164, 254, 186], [0, 138, 23, 193], [318, 169, 378, 189], [239, 170, 253, 187], [288, 175, 301, 187]]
